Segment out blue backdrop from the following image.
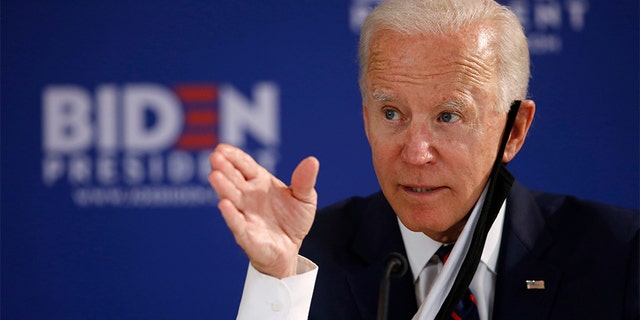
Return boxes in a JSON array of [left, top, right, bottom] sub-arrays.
[[2, 0, 638, 319]]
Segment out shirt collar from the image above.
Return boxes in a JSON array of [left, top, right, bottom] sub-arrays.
[[399, 198, 506, 281]]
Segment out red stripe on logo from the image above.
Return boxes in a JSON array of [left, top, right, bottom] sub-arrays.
[[175, 85, 217, 102], [186, 110, 217, 126], [176, 134, 218, 150]]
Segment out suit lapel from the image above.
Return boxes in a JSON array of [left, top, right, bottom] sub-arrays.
[[346, 193, 418, 320], [342, 183, 563, 319], [493, 182, 561, 320]]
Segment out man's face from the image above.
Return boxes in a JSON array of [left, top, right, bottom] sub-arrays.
[[363, 26, 506, 243]]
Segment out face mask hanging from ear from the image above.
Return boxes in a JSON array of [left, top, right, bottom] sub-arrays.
[[434, 100, 522, 320]]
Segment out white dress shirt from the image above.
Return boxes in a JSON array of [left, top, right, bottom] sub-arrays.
[[237, 256, 317, 320], [236, 196, 506, 320], [400, 200, 505, 320]]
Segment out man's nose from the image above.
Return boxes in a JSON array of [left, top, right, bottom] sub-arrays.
[[400, 124, 435, 165]]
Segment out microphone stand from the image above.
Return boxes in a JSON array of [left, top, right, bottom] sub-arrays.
[[377, 252, 408, 320]]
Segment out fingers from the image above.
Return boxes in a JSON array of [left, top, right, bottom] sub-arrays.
[[208, 170, 243, 206], [208, 143, 261, 206], [218, 198, 247, 242], [290, 156, 320, 204], [212, 143, 261, 181], [209, 149, 246, 189]]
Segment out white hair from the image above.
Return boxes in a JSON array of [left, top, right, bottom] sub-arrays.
[[358, 0, 530, 113]]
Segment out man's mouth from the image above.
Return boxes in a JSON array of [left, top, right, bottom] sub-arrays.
[[409, 187, 434, 192], [404, 186, 442, 193]]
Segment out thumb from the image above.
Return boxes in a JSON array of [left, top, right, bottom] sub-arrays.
[[290, 156, 320, 203]]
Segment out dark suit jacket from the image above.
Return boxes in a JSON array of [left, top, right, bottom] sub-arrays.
[[299, 182, 639, 319]]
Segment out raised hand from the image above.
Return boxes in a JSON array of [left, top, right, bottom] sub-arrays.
[[208, 144, 320, 279]]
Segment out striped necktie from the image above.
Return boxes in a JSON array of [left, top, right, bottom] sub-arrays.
[[435, 245, 480, 320]]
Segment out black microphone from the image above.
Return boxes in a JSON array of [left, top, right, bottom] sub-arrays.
[[377, 252, 408, 320]]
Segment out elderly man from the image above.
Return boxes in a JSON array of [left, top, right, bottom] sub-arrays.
[[209, 0, 639, 319]]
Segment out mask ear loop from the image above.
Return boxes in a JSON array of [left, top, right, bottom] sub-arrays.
[[435, 100, 522, 320]]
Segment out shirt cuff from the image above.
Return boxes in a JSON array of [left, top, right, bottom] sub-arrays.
[[236, 255, 318, 320]]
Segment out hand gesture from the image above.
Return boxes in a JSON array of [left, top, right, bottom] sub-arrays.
[[208, 144, 320, 279]]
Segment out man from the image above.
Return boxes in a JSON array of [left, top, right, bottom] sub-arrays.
[[209, 0, 639, 319]]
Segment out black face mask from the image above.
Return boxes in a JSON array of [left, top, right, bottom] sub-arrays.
[[435, 100, 522, 320]]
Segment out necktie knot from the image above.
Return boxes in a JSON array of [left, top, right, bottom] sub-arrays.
[[436, 244, 454, 265]]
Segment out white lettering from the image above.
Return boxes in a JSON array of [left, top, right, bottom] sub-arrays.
[[349, 0, 383, 33], [528, 33, 563, 54], [42, 155, 65, 186], [97, 153, 118, 185], [254, 148, 279, 174], [148, 154, 164, 183], [220, 82, 280, 148], [123, 84, 183, 152], [167, 151, 195, 184], [43, 86, 93, 152], [41, 81, 281, 208], [534, 2, 562, 31], [123, 155, 145, 185], [69, 155, 92, 185], [198, 150, 213, 182], [566, 0, 589, 31], [97, 85, 118, 151]]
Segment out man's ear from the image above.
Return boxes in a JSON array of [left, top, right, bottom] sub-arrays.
[[503, 99, 535, 163]]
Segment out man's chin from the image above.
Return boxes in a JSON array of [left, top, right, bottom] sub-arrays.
[[396, 210, 466, 242]]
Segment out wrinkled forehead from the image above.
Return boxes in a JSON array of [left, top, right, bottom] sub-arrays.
[[364, 26, 499, 100], [366, 23, 497, 73]]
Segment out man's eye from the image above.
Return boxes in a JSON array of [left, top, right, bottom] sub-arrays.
[[439, 112, 461, 123], [384, 109, 399, 120]]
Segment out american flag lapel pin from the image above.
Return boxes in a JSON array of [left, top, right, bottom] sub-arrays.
[[525, 280, 545, 290]]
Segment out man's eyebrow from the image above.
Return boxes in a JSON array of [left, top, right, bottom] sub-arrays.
[[439, 100, 468, 112], [371, 90, 395, 102]]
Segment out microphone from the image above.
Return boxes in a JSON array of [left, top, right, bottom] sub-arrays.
[[377, 252, 408, 320]]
